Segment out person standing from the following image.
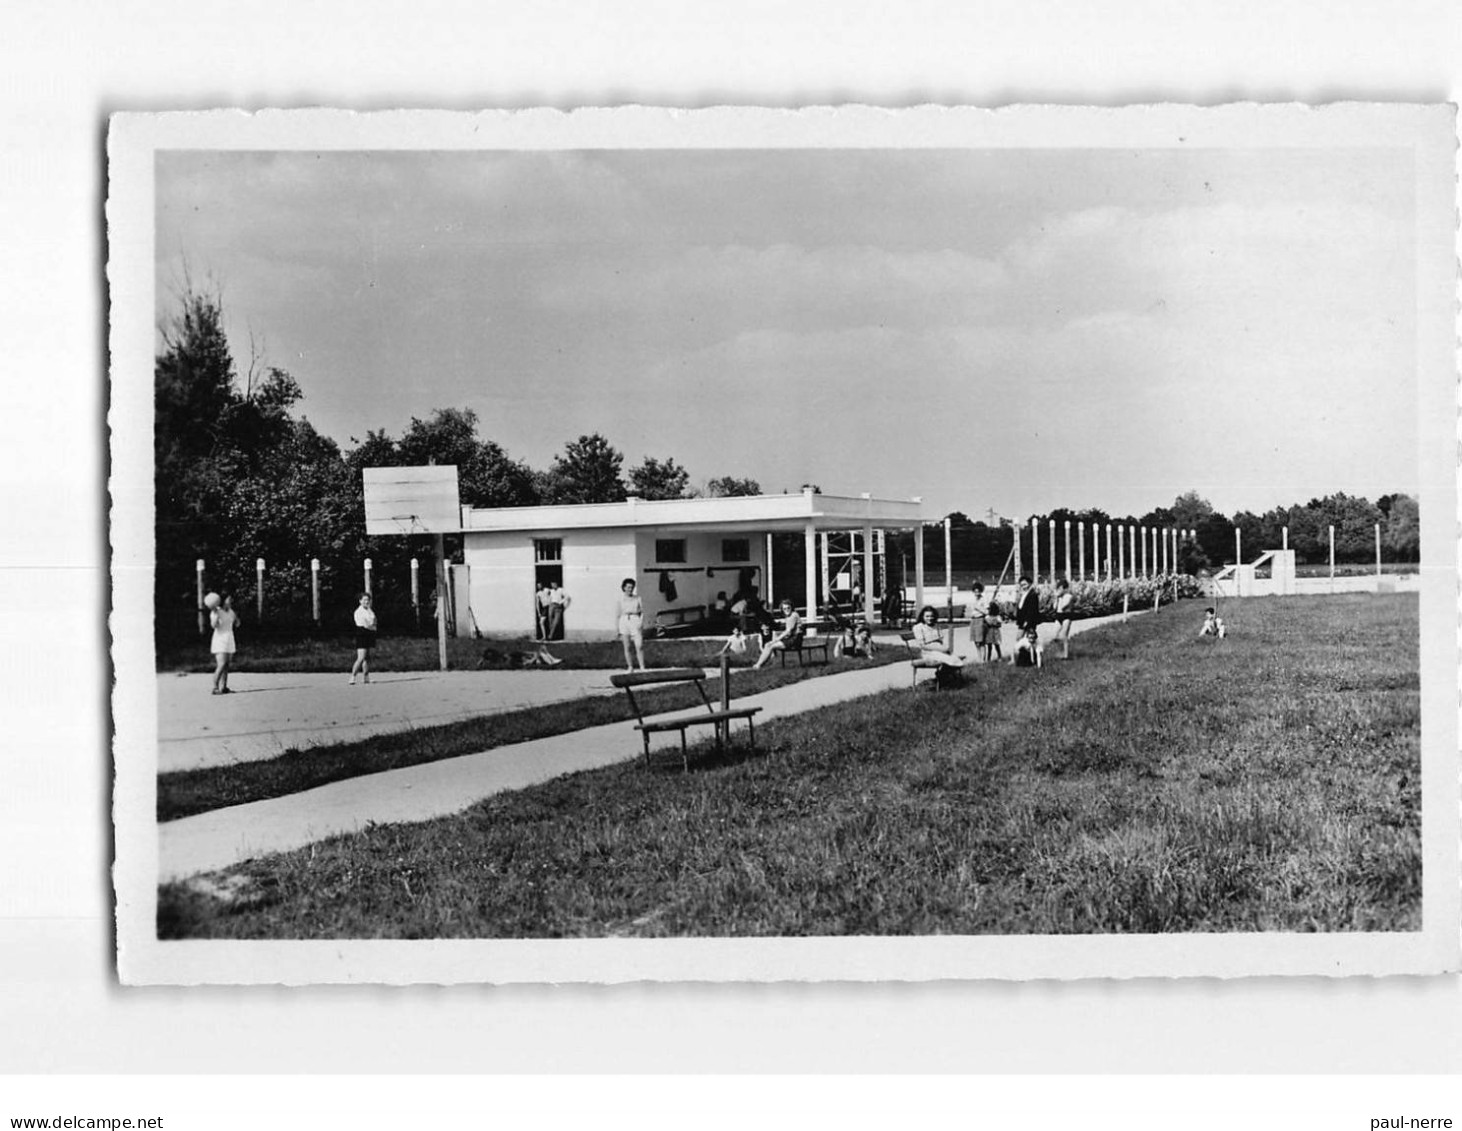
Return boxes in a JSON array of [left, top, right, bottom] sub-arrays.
[[1014, 576, 1042, 667], [1052, 579, 1074, 660], [208, 593, 238, 695], [350, 592, 377, 685], [534, 581, 552, 640], [548, 580, 571, 641], [616, 577, 648, 671], [968, 582, 994, 662]]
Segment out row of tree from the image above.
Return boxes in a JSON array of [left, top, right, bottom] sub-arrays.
[[156, 286, 1420, 639]]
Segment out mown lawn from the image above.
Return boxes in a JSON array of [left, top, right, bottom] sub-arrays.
[[159, 593, 1421, 938]]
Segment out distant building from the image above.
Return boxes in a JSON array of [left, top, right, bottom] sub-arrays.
[[457, 488, 926, 640]]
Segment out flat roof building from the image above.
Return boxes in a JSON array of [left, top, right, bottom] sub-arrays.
[[457, 488, 927, 640]]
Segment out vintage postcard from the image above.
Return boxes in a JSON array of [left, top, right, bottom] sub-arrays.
[[109, 105, 1459, 984]]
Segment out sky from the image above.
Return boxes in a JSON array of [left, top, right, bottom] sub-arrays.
[[154, 145, 1419, 521]]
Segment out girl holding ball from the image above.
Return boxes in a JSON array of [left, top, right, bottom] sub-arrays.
[[207, 593, 238, 695]]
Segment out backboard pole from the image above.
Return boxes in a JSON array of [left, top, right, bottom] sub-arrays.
[[435, 533, 448, 671]]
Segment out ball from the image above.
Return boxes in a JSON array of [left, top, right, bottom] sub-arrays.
[[203, 592, 221, 610]]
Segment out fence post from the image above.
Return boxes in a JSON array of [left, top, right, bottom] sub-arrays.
[[1329, 525, 1335, 591], [196, 559, 206, 636], [311, 558, 321, 627], [1375, 523, 1381, 576], [255, 558, 265, 622]]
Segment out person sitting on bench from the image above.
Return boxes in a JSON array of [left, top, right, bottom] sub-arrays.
[[753, 598, 803, 669], [913, 605, 965, 683]]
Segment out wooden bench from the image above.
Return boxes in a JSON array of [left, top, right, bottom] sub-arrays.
[[609, 667, 762, 770], [778, 633, 831, 667], [651, 604, 707, 635]]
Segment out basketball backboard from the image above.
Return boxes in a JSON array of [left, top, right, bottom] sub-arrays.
[[362, 466, 461, 535]]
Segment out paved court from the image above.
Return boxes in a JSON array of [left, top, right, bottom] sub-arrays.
[[157, 669, 640, 772]]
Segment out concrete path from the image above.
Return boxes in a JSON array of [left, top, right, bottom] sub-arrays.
[[158, 613, 1138, 881]]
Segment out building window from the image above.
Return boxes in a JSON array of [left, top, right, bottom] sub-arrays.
[[533, 538, 562, 563], [721, 538, 751, 563], [654, 538, 686, 563]]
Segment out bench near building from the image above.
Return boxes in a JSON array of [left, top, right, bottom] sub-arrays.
[[456, 488, 927, 641]]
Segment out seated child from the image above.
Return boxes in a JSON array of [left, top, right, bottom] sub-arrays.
[[717, 626, 749, 657], [1199, 607, 1227, 638]]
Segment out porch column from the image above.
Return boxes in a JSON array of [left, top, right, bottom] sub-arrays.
[[765, 533, 774, 602], [1077, 520, 1085, 582], [914, 523, 926, 614], [1031, 517, 1040, 584], [804, 522, 817, 619], [862, 523, 876, 623], [820, 533, 830, 611], [1117, 525, 1125, 580]]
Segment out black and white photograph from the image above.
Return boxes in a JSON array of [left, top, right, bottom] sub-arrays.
[[108, 105, 1458, 985]]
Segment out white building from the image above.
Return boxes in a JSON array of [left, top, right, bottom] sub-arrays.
[[457, 488, 927, 640]]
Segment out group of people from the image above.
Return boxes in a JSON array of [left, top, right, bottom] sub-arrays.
[[202, 589, 381, 694], [534, 580, 572, 641], [910, 575, 1077, 683]]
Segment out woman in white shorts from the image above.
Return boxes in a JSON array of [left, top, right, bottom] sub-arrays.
[[617, 577, 647, 671], [208, 593, 238, 695]]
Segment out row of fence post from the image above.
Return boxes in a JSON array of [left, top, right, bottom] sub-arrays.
[[1014, 520, 1389, 586], [195, 557, 426, 631], [1013, 521, 1200, 585]]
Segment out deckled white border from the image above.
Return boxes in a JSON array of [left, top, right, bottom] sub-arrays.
[[110, 104, 1460, 984]]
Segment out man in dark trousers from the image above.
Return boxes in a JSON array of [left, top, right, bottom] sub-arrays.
[[1013, 575, 1042, 667]]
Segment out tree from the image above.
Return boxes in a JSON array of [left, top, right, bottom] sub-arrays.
[[541, 433, 626, 504], [392, 408, 539, 508], [1381, 494, 1419, 562], [706, 476, 761, 497], [627, 455, 692, 500], [1169, 490, 1216, 529]]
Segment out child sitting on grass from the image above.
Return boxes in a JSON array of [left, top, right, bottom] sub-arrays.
[[1199, 607, 1227, 638], [716, 626, 749, 658]]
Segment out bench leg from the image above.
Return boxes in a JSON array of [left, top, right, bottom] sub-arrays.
[[680, 729, 689, 773], [747, 715, 756, 751]]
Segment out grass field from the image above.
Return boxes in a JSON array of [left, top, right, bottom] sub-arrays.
[[158, 593, 1420, 939]]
